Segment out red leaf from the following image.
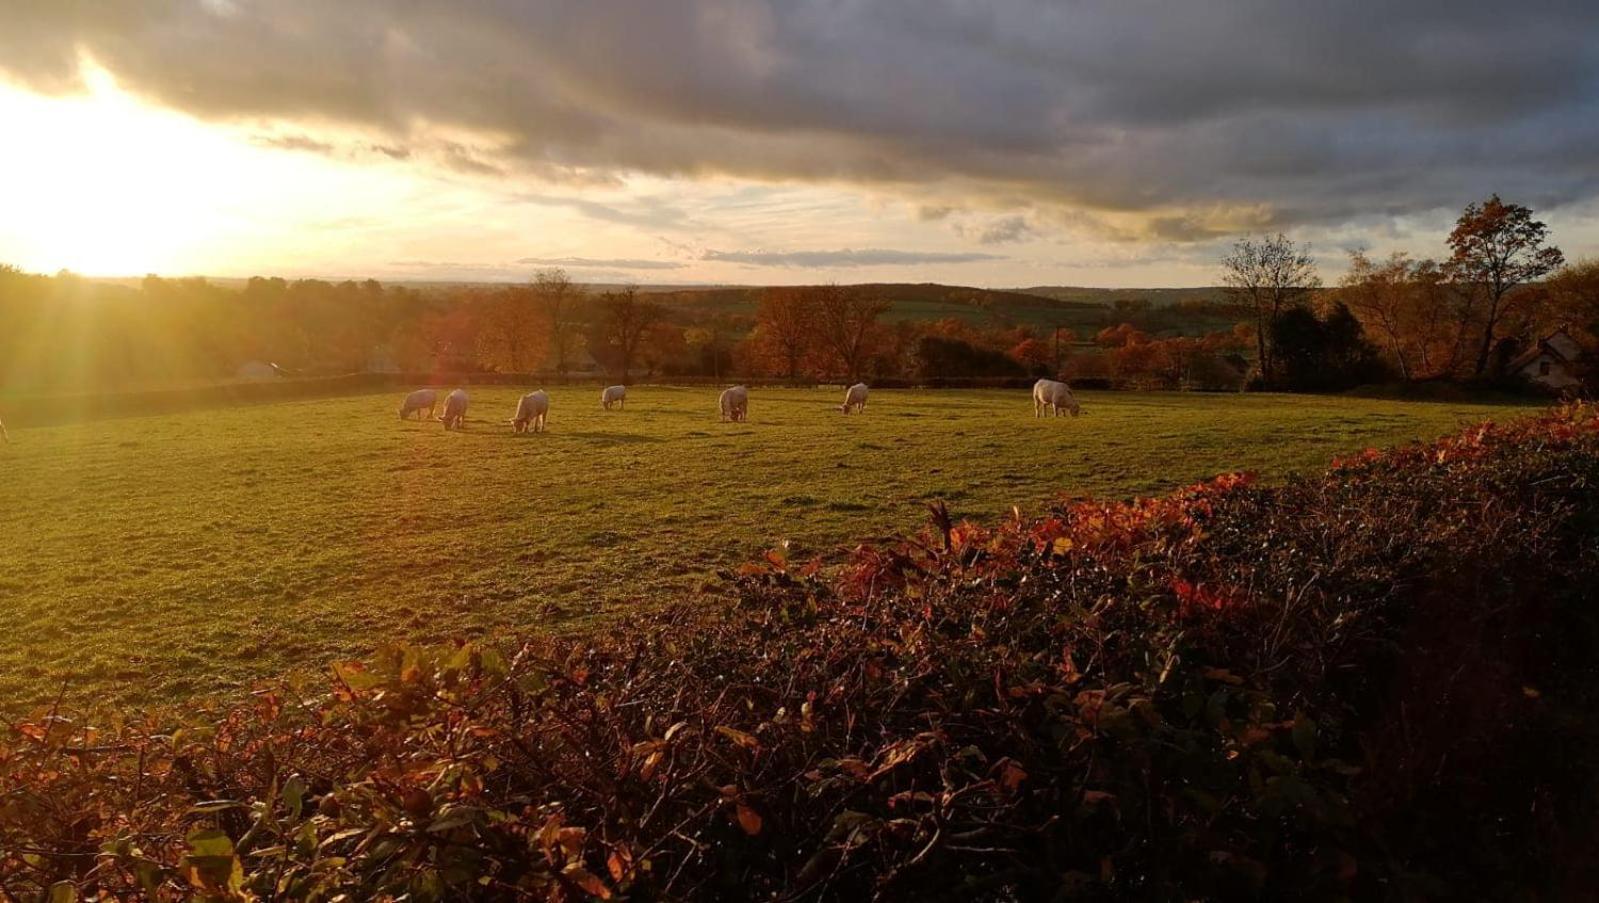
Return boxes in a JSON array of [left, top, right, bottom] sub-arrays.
[[736, 803, 763, 836]]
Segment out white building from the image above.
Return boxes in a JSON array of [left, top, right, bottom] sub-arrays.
[[1510, 329, 1588, 391]]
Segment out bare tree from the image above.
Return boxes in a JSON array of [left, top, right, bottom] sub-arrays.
[[813, 284, 889, 382], [1445, 195, 1565, 377], [1221, 234, 1321, 383], [598, 286, 664, 383], [533, 268, 579, 377]]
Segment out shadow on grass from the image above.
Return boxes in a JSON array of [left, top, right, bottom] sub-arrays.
[[561, 431, 668, 444]]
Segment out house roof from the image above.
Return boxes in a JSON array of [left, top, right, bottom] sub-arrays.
[[1509, 328, 1582, 373]]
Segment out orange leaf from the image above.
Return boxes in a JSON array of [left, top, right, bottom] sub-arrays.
[[1201, 667, 1244, 685], [715, 726, 761, 752], [1082, 790, 1117, 807], [997, 760, 1028, 793], [640, 749, 664, 781], [606, 847, 634, 883], [736, 803, 763, 836], [563, 865, 612, 900]]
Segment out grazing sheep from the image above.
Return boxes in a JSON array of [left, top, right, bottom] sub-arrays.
[[601, 385, 627, 410], [719, 385, 749, 422], [511, 389, 550, 433], [1032, 378, 1081, 418], [840, 382, 869, 414], [440, 389, 469, 430], [398, 388, 438, 421]]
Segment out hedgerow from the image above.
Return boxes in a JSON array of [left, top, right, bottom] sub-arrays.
[[4, 406, 1599, 900]]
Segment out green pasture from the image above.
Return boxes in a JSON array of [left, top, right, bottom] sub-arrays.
[[0, 387, 1540, 710]]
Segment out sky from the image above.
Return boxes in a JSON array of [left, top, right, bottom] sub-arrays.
[[1, 1, 1597, 288]]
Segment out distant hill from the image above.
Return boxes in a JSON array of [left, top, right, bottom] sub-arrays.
[[642, 283, 1103, 329], [640, 283, 1246, 338], [1014, 286, 1230, 307], [85, 276, 1246, 336]]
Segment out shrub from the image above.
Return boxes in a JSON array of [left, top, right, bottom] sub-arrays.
[[912, 335, 1028, 380], [3, 407, 1598, 900], [1270, 303, 1390, 391]]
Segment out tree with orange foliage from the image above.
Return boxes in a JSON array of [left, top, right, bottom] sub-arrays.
[[749, 290, 819, 381], [1544, 260, 1599, 336], [1446, 195, 1564, 377], [1009, 337, 1055, 376], [1095, 322, 1149, 348], [477, 285, 548, 373], [638, 322, 688, 378], [1339, 251, 1454, 381], [1112, 339, 1162, 387]]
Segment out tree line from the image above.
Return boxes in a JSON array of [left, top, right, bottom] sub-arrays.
[[3, 194, 1595, 395], [0, 264, 1242, 393], [1225, 195, 1599, 391]]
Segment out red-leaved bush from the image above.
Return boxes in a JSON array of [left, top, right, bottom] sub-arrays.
[[4, 406, 1599, 900]]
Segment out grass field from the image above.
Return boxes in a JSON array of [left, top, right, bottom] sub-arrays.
[[0, 387, 1541, 711]]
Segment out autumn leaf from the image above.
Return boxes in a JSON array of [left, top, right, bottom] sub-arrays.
[[996, 759, 1028, 794], [182, 829, 243, 898], [563, 864, 613, 900], [736, 803, 764, 836], [869, 736, 931, 780], [640, 748, 664, 781], [1081, 790, 1117, 808], [715, 725, 761, 752], [606, 846, 634, 883], [1201, 667, 1244, 685]]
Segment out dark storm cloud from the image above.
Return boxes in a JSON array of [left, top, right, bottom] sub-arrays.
[[701, 248, 1003, 267], [5, 1, 1598, 236]]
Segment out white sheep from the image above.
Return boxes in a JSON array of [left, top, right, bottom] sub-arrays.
[[398, 388, 438, 421], [601, 385, 627, 410], [511, 389, 550, 433], [1032, 378, 1081, 418], [719, 385, 749, 422], [840, 382, 869, 414], [440, 388, 469, 430]]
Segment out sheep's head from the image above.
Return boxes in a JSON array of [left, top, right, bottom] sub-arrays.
[[1067, 399, 1082, 417]]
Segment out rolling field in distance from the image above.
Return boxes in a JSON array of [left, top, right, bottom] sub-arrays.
[[0, 387, 1541, 711]]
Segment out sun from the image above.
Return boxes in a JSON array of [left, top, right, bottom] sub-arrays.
[[0, 63, 408, 277]]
